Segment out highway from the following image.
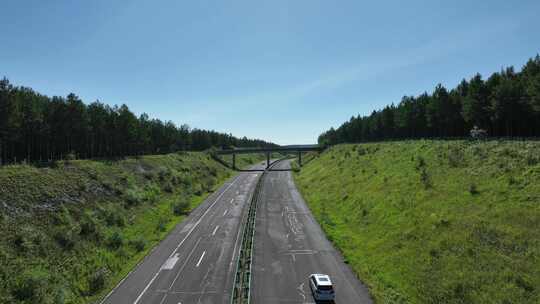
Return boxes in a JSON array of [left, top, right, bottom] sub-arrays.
[[101, 162, 266, 304], [251, 160, 372, 303], [101, 159, 372, 304]]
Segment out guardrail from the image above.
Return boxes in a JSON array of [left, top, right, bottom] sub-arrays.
[[230, 159, 282, 304]]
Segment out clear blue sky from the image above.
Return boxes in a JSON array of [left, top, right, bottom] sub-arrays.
[[1, 0, 539, 145]]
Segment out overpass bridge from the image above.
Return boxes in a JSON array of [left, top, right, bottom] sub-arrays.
[[216, 144, 323, 170]]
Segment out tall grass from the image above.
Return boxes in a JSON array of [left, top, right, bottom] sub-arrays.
[[0, 151, 262, 303], [294, 140, 540, 303]]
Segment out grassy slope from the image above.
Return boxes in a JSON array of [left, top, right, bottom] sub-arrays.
[[0, 152, 261, 304], [294, 141, 540, 304]]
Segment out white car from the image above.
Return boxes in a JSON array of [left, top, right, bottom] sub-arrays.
[[309, 274, 335, 301]]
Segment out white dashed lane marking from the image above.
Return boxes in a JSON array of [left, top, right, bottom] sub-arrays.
[[196, 251, 206, 267]]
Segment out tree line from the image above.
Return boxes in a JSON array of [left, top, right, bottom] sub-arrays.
[[0, 78, 275, 164], [318, 55, 540, 145]]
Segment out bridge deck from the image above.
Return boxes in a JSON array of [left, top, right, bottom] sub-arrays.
[[216, 145, 322, 155]]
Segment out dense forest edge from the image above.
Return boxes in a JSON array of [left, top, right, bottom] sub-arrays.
[[318, 55, 540, 145], [0, 78, 276, 165], [293, 141, 540, 303], [0, 152, 265, 303]]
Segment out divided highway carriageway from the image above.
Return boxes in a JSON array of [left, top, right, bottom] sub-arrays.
[[100, 160, 372, 304]]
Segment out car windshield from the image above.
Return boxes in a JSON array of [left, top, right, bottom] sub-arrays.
[[319, 285, 333, 291]]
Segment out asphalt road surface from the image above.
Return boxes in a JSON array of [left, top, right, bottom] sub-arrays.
[[251, 160, 372, 304], [101, 162, 267, 304]]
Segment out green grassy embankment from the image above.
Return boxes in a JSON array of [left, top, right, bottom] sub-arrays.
[[294, 141, 540, 303], [0, 152, 263, 304]]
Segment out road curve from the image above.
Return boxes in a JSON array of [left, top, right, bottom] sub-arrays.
[[101, 162, 267, 304], [251, 160, 373, 303]]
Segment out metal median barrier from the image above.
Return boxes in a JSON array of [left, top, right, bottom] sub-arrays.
[[230, 159, 282, 304]]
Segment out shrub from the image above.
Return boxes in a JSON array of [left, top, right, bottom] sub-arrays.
[[124, 189, 143, 206], [62, 151, 76, 165], [13, 229, 31, 251], [158, 167, 170, 181], [54, 288, 67, 304], [107, 231, 124, 249], [171, 174, 181, 185], [501, 147, 512, 157], [415, 156, 426, 170], [143, 171, 156, 180], [51, 205, 73, 226], [526, 154, 539, 166], [181, 175, 193, 186], [143, 183, 161, 203], [102, 181, 114, 192], [13, 271, 49, 302], [207, 147, 219, 159], [514, 276, 534, 294], [163, 181, 174, 193], [88, 268, 109, 294], [105, 210, 126, 227], [54, 227, 77, 250], [87, 170, 99, 180], [78, 182, 89, 192], [119, 174, 128, 183], [470, 126, 487, 139], [356, 147, 366, 156], [65, 151, 77, 161], [448, 147, 465, 168], [172, 199, 190, 216], [156, 218, 168, 232], [80, 216, 103, 242], [469, 183, 479, 195], [472, 146, 486, 158], [202, 176, 216, 191], [80, 218, 96, 236], [113, 184, 124, 195], [420, 168, 432, 189], [32, 232, 47, 256], [130, 237, 147, 252], [193, 184, 203, 196]]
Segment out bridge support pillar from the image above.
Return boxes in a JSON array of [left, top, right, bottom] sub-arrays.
[[232, 153, 236, 170], [266, 152, 270, 169], [298, 151, 302, 167]]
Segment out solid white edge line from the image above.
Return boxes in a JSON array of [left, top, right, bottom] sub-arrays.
[[132, 175, 241, 304], [196, 251, 206, 267]]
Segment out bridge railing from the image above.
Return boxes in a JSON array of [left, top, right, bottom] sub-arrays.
[[214, 145, 323, 169]]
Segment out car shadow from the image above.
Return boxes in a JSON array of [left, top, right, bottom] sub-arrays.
[[314, 300, 335, 304]]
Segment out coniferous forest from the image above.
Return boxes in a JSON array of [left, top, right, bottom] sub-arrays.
[[318, 55, 540, 145], [0, 79, 275, 164]]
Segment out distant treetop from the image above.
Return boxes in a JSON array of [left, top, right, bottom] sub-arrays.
[[319, 54, 540, 145], [0, 78, 276, 164]]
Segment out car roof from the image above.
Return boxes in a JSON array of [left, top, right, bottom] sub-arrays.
[[311, 274, 333, 286]]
